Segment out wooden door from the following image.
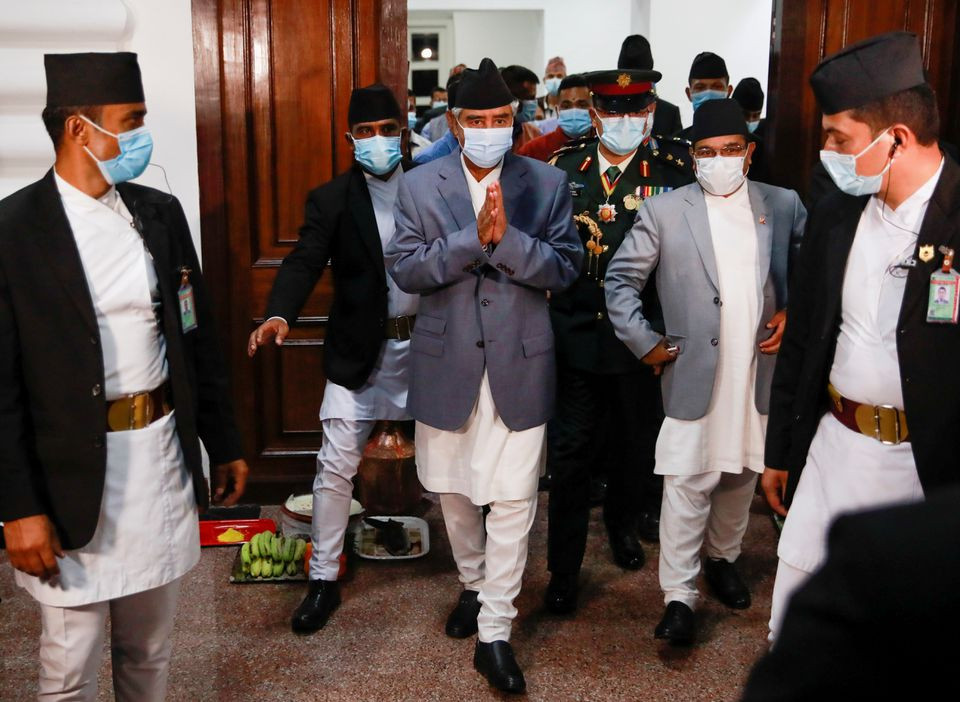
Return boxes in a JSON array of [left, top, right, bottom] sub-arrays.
[[766, 0, 960, 197], [192, 0, 407, 502]]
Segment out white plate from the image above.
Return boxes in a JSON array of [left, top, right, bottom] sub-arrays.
[[284, 493, 363, 518], [350, 516, 430, 560]]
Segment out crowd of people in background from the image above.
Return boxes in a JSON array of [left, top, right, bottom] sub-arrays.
[[3, 28, 958, 702]]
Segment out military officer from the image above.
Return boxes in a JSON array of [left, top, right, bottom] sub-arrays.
[[544, 67, 693, 614]]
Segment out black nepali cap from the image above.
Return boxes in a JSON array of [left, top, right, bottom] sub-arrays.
[[45, 52, 145, 107], [619, 35, 654, 71], [454, 58, 515, 109], [691, 98, 751, 143], [733, 77, 764, 112], [689, 51, 728, 81], [348, 83, 402, 126], [810, 31, 926, 115]]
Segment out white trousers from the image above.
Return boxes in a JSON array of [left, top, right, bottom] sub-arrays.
[[438, 493, 538, 643], [767, 558, 810, 644], [36, 577, 181, 701], [659, 470, 758, 608], [310, 418, 377, 581]]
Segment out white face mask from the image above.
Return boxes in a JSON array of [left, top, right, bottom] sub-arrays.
[[819, 127, 894, 196], [457, 119, 513, 168], [695, 154, 747, 196]]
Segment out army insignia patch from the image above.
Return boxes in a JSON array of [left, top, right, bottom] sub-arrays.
[[623, 194, 638, 211], [617, 73, 631, 88], [919, 244, 935, 263], [597, 203, 618, 223]]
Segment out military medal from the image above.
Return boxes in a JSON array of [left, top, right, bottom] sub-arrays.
[[919, 244, 935, 262], [597, 202, 618, 222], [623, 194, 638, 211]]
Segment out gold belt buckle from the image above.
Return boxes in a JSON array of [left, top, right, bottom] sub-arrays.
[[854, 403, 903, 445], [107, 391, 154, 431]]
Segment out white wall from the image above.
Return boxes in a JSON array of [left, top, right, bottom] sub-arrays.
[[409, 0, 773, 129], [451, 11, 543, 77], [645, 0, 773, 128], [0, 0, 202, 254]]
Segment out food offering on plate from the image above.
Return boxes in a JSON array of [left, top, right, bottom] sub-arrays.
[[199, 518, 276, 547], [230, 529, 309, 583], [353, 516, 430, 560], [280, 493, 363, 535]]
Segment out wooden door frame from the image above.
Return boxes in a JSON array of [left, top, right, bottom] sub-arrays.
[[190, 0, 407, 502]]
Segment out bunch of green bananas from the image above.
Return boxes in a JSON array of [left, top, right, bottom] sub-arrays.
[[239, 530, 307, 579]]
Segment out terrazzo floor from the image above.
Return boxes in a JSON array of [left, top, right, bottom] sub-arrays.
[[0, 494, 779, 701]]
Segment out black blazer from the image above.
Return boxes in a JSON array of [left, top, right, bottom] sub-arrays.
[[765, 156, 960, 503], [653, 98, 683, 137], [265, 164, 407, 389], [0, 170, 243, 549], [741, 487, 960, 701]]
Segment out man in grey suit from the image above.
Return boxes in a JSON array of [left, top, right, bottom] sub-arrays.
[[386, 58, 582, 694], [605, 99, 806, 645]]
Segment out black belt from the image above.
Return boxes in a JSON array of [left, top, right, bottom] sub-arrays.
[[384, 315, 416, 341]]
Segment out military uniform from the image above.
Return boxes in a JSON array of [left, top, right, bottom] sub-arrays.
[[546, 134, 693, 577]]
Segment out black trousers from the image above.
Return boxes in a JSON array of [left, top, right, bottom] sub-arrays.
[[547, 365, 663, 575]]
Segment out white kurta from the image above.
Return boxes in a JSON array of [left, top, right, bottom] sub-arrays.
[[778, 160, 944, 573], [16, 173, 199, 607], [415, 155, 546, 505], [655, 183, 767, 476], [318, 168, 416, 422]]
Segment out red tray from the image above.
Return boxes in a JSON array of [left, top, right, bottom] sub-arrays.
[[199, 518, 277, 547]]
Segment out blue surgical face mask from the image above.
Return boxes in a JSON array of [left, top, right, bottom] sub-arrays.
[[81, 115, 153, 185], [691, 88, 728, 112], [598, 114, 651, 156], [558, 108, 592, 138], [746, 120, 760, 133], [408, 111, 417, 130], [820, 127, 894, 196], [457, 119, 513, 168], [431, 100, 447, 110], [544, 77, 562, 97], [518, 99, 538, 122], [351, 134, 402, 175]]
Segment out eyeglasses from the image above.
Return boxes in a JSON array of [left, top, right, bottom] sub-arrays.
[[693, 144, 748, 159]]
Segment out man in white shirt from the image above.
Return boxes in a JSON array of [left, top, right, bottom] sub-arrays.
[[763, 31, 960, 642], [0, 52, 248, 701], [605, 99, 805, 645], [248, 84, 416, 635]]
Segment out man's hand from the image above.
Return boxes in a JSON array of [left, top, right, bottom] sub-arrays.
[[640, 338, 679, 376], [247, 318, 289, 358], [3, 514, 63, 580], [489, 182, 507, 245], [212, 459, 250, 506], [759, 309, 787, 355], [476, 186, 496, 247], [761, 467, 789, 517]]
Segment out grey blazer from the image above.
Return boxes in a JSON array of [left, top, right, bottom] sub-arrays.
[[605, 180, 806, 420], [386, 152, 583, 431]]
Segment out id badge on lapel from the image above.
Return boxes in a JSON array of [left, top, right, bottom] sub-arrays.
[[926, 247, 960, 324], [178, 266, 198, 332]]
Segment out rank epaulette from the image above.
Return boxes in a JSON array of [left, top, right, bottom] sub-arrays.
[[649, 133, 692, 171], [547, 135, 596, 165]]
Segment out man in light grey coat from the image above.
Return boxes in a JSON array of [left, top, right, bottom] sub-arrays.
[[605, 99, 805, 645], [386, 58, 581, 694]]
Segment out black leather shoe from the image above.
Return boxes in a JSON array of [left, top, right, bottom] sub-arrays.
[[638, 510, 660, 542], [607, 526, 645, 570], [291, 579, 341, 634], [544, 572, 578, 614], [445, 589, 481, 638], [654, 601, 695, 646], [704, 557, 751, 609], [474, 640, 526, 694]]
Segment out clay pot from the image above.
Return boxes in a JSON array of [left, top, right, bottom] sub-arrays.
[[355, 421, 421, 515]]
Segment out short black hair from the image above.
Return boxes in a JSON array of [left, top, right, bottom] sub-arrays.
[[559, 74, 588, 92], [430, 86, 446, 95], [849, 84, 939, 145], [41, 105, 102, 149], [500, 65, 540, 91]]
